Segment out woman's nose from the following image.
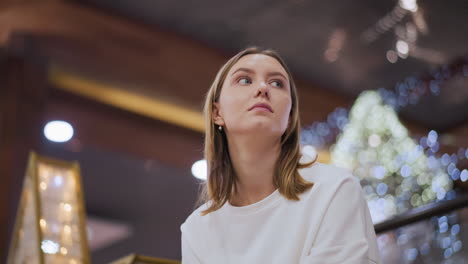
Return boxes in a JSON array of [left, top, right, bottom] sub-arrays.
[[256, 82, 269, 97]]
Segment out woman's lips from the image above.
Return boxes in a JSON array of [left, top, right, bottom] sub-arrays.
[[248, 103, 273, 113]]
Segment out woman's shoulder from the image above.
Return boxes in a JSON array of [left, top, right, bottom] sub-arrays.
[[298, 162, 361, 196], [180, 201, 214, 234], [297, 162, 365, 213]]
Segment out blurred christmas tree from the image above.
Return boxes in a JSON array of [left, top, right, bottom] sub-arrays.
[[330, 90, 452, 223]]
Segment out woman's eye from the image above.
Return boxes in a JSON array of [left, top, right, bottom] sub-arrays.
[[271, 80, 283, 88], [238, 77, 252, 85]]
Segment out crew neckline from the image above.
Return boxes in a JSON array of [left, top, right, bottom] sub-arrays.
[[225, 188, 282, 215]]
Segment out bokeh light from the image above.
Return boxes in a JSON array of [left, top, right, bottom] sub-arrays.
[[44, 121, 74, 143], [191, 159, 207, 180]]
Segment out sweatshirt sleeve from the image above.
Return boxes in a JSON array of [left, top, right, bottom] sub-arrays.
[[181, 223, 203, 264], [302, 176, 380, 264]]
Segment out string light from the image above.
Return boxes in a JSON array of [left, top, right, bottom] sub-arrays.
[[301, 57, 468, 151]]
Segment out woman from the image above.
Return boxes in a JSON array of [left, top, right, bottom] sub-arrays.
[[180, 47, 380, 264]]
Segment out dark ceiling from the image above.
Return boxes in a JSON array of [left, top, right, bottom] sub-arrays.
[[31, 0, 468, 262], [74, 1, 466, 88], [74, 0, 468, 129]]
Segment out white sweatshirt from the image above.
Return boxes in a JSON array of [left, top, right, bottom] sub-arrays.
[[180, 162, 381, 264]]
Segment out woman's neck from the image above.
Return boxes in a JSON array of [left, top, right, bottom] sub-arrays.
[[226, 134, 280, 207]]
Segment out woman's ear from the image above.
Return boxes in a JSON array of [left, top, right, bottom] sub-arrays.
[[212, 102, 225, 126]]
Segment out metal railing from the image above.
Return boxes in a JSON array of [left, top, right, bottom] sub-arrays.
[[374, 193, 468, 234]]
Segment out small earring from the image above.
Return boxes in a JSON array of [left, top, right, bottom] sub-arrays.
[[218, 125, 223, 131]]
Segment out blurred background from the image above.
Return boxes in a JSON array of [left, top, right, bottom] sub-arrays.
[[1, 0, 467, 263]]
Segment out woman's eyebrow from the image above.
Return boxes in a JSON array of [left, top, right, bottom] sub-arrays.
[[266, 71, 288, 80], [231, 67, 288, 80], [231, 67, 254, 76]]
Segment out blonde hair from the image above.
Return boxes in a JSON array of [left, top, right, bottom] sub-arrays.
[[197, 47, 316, 215]]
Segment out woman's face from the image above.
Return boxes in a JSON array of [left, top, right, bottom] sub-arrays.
[[213, 54, 292, 137]]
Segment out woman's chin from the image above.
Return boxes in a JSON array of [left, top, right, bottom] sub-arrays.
[[232, 122, 284, 136]]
